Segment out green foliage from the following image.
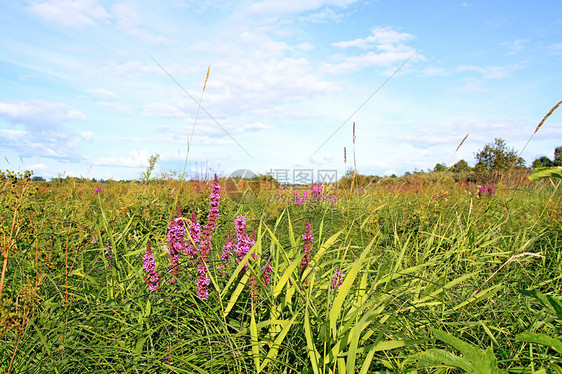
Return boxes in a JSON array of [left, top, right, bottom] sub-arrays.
[[529, 167, 562, 180], [140, 153, 160, 182], [406, 328, 507, 373], [533, 156, 554, 168], [0, 177, 560, 372], [475, 138, 525, 171]]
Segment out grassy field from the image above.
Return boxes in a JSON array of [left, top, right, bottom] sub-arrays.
[[0, 171, 561, 373]]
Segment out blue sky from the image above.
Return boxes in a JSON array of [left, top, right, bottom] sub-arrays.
[[1, 0, 561, 181]]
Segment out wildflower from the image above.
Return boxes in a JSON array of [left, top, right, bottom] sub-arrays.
[[105, 240, 114, 270], [167, 205, 186, 283], [300, 219, 313, 273], [218, 231, 233, 273], [330, 267, 344, 294], [186, 210, 201, 258], [233, 215, 255, 268], [199, 175, 221, 261], [262, 260, 273, 286], [196, 262, 210, 300], [94, 181, 103, 195], [143, 241, 161, 292], [477, 184, 495, 198], [194, 175, 221, 301]]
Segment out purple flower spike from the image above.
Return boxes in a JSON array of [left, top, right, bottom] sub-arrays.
[[233, 215, 255, 269], [262, 261, 273, 286], [94, 182, 103, 195], [143, 241, 161, 292], [199, 175, 221, 262], [219, 231, 233, 273], [330, 267, 344, 294], [105, 241, 114, 270], [167, 206, 186, 283], [186, 210, 201, 258], [196, 262, 210, 300], [301, 219, 313, 273]]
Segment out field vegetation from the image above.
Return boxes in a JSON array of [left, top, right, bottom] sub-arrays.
[[1, 161, 560, 373]]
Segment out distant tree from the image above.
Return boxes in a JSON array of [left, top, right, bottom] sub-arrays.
[[451, 160, 470, 173], [554, 146, 562, 166], [474, 138, 525, 171], [32, 176, 45, 182], [532, 156, 554, 169], [433, 163, 447, 172]]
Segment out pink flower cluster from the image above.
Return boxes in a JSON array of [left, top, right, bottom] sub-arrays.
[[159, 175, 221, 299], [330, 268, 344, 294], [477, 184, 495, 198], [300, 219, 313, 273], [219, 215, 256, 271], [105, 241, 114, 270], [167, 206, 186, 283], [94, 181, 103, 195], [291, 184, 338, 206], [185, 210, 200, 258], [143, 241, 161, 292]]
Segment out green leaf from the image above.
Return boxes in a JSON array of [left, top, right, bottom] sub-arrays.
[[259, 314, 298, 372], [329, 237, 374, 332], [516, 332, 562, 355], [529, 166, 562, 180], [250, 311, 261, 372]]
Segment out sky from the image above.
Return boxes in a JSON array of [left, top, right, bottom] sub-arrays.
[[1, 0, 561, 182]]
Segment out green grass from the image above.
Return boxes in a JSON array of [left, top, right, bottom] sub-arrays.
[[1, 173, 560, 373]]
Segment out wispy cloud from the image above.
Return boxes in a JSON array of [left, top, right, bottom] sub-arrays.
[[248, 0, 357, 18], [28, 0, 110, 28], [323, 27, 420, 74]]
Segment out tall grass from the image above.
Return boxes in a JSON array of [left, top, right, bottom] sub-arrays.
[[1, 170, 560, 372]]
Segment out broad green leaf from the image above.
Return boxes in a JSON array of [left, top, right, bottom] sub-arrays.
[[529, 166, 562, 180], [516, 332, 562, 355], [329, 237, 374, 332], [250, 311, 261, 372], [223, 272, 249, 318], [260, 314, 298, 372]]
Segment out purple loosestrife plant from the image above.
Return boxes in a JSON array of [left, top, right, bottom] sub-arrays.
[[233, 215, 255, 268], [301, 219, 313, 273], [218, 230, 233, 273], [477, 184, 495, 198], [262, 261, 273, 287], [143, 241, 161, 292], [330, 267, 344, 294], [105, 241, 114, 270], [167, 205, 186, 283], [196, 263, 210, 300], [195, 175, 221, 301], [94, 181, 103, 195], [199, 175, 221, 262], [186, 210, 201, 259]]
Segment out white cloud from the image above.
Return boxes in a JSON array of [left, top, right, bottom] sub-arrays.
[[142, 103, 187, 119], [248, 0, 357, 18], [87, 88, 118, 100], [333, 27, 414, 50], [0, 100, 90, 160], [0, 100, 86, 130], [324, 27, 420, 74], [300, 7, 345, 23], [95, 150, 150, 168], [28, 0, 110, 28], [456, 64, 516, 79], [111, 3, 171, 44]]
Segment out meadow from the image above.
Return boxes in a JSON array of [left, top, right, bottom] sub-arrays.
[[0, 169, 561, 373]]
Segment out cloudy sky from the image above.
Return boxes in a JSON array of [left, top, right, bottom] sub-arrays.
[[1, 0, 561, 181]]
